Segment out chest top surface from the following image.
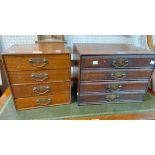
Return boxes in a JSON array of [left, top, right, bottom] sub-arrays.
[[2, 43, 69, 55], [74, 43, 154, 55]]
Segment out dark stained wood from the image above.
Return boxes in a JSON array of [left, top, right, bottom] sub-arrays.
[[12, 82, 70, 98], [74, 43, 154, 55], [8, 69, 70, 84], [15, 93, 70, 110], [4, 54, 70, 71], [80, 81, 148, 93], [79, 92, 145, 105], [74, 43, 155, 105], [81, 69, 152, 81], [81, 55, 155, 68]]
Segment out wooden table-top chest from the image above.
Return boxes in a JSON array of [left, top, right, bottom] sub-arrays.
[[74, 43, 155, 105], [1, 43, 71, 110]]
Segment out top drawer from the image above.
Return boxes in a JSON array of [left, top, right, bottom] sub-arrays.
[[81, 55, 155, 68], [3, 54, 70, 71]]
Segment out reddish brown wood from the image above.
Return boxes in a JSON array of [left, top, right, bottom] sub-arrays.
[[15, 93, 70, 110], [8, 69, 70, 84], [81, 56, 155, 68], [74, 43, 154, 55], [80, 81, 148, 93], [79, 92, 145, 104], [12, 82, 70, 98], [74, 43, 155, 105], [81, 69, 152, 81]]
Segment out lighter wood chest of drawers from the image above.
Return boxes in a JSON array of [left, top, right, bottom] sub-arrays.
[[74, 43, 155, 105], [1, 44, 71, 110]]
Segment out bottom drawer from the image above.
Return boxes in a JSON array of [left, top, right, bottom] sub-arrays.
[[15, 93, 70, 110], [79, 92, 145, 105]]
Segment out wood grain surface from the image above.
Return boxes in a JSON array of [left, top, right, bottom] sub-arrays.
[[74, 43, 154, 55], [80, 81, 148, 93], [1, 44, 71, 110], [4, 54, 70, 71], [79, 92, 145, 105], [12, 82, 70, 98], [74, 43, 155, 105], [81, 55, 155, 68], [81, 68, 152, 81], [15, 93, 70, 110], [8, 69, 70, 84]]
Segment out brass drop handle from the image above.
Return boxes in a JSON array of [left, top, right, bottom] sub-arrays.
[[111, 71, 126, 80], [33, 86, 50, 95], [105, 94, 119, 102], [31, 73, 48, 82], [36, 98, 51, 106], [112, 59, 128, 67], [107, 84, 122, 91], [29, 57, 48, 68]]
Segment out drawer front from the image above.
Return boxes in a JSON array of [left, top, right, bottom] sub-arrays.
[[80, 81, 148, 93], [4, 54, 70, 71], [81, 55, 155, 68], [79, 92, 145, 104], [15, 93, 70, 110], [12, 82, 70, 98], [8, 69, 70, 84], [81, 69, 152, 81]]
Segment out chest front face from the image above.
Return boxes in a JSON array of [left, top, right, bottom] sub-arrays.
[[74, 44, 155, 105], [2, 44, 71, 110]]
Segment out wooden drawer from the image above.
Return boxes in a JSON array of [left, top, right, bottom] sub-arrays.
[[4, 54, 70, 71], [81, 55, 155, 68], [81, 68, 152, 81], [8, 69, 70, 84], [12, 82, 70, 98], [79, 92, 145, 105], [15, 93, 70, 110], [80, 81, 148, 93]]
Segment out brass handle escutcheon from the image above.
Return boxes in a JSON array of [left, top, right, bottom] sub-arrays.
[[29, 57, 48, 68], [31, 73, 48, 82], [33, 86, 50, 95], [35, 98, 51, 106], [105, 94, 119, 102], [107, 84, 122, 91], [112, 59, 128, 67], [111, 71, 126, 80]]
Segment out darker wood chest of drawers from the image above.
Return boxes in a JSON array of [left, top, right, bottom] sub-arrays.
[[74, 43, 155, 105], [1, 43, 71, 110]]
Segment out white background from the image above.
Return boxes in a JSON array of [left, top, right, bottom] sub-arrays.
[[0, 0, 155, 155], [0, 35, 149, 51]]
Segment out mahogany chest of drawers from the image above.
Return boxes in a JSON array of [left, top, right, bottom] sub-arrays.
[[74, 43, 155, 105], [1, 43, 71, 110]]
